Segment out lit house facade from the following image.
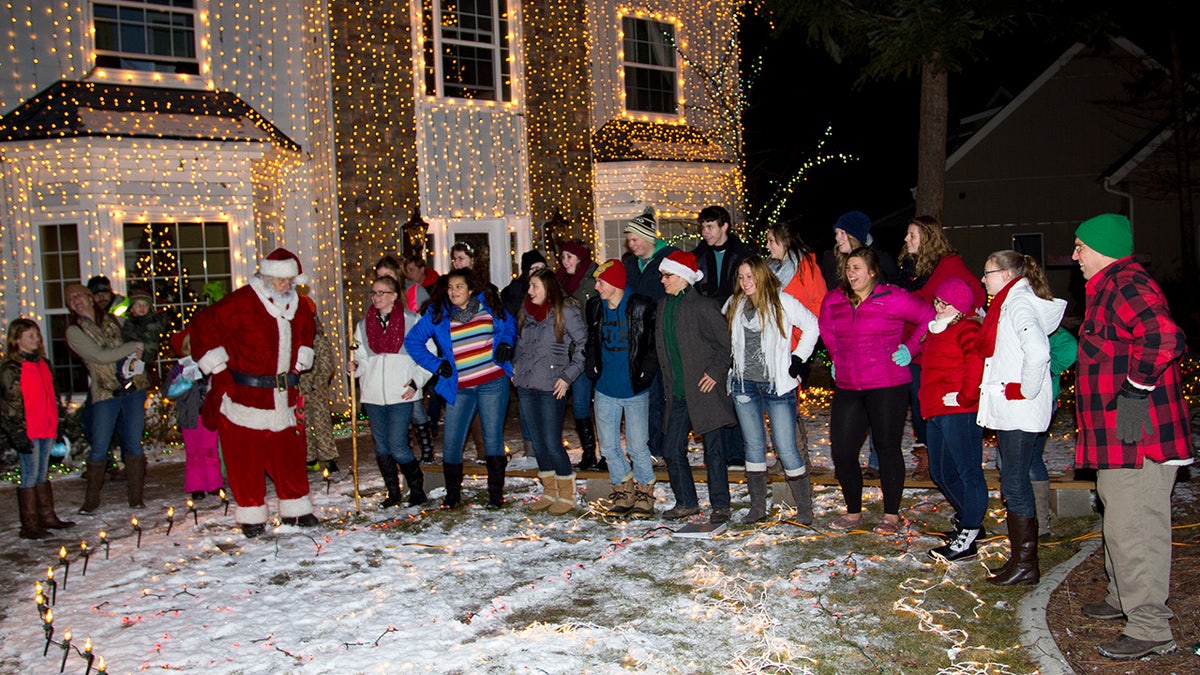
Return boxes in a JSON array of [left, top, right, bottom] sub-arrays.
[[0, 1, 342, 394]]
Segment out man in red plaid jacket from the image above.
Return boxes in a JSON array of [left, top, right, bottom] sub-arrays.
[[1071, 213, 1192, 661]]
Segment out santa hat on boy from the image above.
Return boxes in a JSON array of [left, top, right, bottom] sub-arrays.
[[259, 248, 309, 284], [659, 250, 704, 286]]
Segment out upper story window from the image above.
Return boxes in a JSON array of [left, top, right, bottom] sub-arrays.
[[422, 0, 513, 102], [93, 0, 200, 75], [621, 16, 678, 116]]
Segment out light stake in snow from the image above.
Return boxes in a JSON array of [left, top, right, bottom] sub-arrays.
[[219, 489, 229, 516], [82, 637, 94, 675], [186, 498, 198, 525], [132, 517, 142, 548], [45, 567, 57, 605], [99, 531, 109, 560], [42, 608, 53, 656], [36, 591, 46, 619], [323, 467, 331, 494], [58, 546, 69, 589], [81, 541, 90, 576], [95, 654, 106, 673], [165, 507, 175, 536], [59, 628, 71, 673]]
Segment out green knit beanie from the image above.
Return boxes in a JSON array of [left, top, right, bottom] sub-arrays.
[[1075, 214, 1132, 259]]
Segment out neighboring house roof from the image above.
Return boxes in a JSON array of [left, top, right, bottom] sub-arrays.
[[0, 80, 300, 152], [592, 119, 732, 163]]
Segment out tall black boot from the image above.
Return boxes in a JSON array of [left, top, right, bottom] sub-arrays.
[[415, 422, 435, 464], [988, 514, 1040, 585], [376, 455, 403, 508], [484, 455, 507, 509], [79, 461, 107, 513], [575, 417, 598, 471], [398, 460, 427, 507], [442, 462, 463, 509], [125, 455, 146, 508]]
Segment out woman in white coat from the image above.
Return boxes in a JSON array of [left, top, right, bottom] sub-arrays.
[[976, 250, 1066, 586], [349, 276, 433, 508], [725, 257, 820, 524]]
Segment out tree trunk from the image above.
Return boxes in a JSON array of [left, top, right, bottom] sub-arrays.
[[916, 59, 948, 220], [1169, 25, 1197, 291]]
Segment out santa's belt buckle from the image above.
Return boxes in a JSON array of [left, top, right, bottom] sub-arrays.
[[275, 373, 289, 390]]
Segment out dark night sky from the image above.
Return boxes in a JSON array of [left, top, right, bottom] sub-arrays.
[[739, 7, 1187, 255]]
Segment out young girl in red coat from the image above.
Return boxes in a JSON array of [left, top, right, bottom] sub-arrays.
[[917, 279, 987, 562], [1, 319, 75, 539]]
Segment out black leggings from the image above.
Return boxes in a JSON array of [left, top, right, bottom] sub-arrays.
[[830, 384, 909, 515]]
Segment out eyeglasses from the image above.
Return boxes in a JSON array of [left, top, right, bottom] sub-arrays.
[[982, 269, 1005, 276], [370, 290, 396, 296], [933, 298, 949, 308], [660, 272, 676, 279]]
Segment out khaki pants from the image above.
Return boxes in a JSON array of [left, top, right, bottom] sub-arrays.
[[1096, 462, 1179, 642]]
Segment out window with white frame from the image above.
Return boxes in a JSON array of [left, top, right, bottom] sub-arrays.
[[422, 0, 513, 102], [621, 16, 678, 115], [93, 0, 200, 75], [122, 220, 231, 380], [39, 224, 90, 396]]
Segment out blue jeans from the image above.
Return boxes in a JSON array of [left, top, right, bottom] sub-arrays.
[[663, 398, 729, 510], [518, 387, 572, 475], [732, 379, 806, 476], [996, 429, 1039, 518], [593, 389, 654, 485], [1030, 432, 1050, 481], [925, 413, 987, 529], [570, 373, 593, 419], [442, 377, 510, 463], [87, 390, 147, 463], [18, 438, 54, 487], [364, 402, 416, 463]]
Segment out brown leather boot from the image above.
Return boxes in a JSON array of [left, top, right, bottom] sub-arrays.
[[988, 514, 1040, 585], [911, 444, 930, 481], [79, 461, 107, 513], [125, 455, 147, 508], [19, 487, 49, 539], [35, 482, 76, 529]]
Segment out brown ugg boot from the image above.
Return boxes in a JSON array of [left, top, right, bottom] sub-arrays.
[[528, 471, 557, 512], [548, 474, 577, 515], [18, 487, 49, 539], [910, 444, 930, 481]]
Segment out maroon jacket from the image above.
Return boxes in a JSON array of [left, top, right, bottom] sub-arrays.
[[1075, 257, 1191, 469]]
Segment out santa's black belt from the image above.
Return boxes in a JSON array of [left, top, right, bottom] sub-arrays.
[[229, 370, 299, 390]]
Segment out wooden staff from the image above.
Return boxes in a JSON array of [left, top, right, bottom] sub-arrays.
[[347, 307, 361, 512]]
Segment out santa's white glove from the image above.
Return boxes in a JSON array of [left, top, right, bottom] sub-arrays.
[[942, 392, 960, 407]]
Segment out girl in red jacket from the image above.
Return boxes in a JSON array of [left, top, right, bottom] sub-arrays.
[[1, 318, 75, 539], [917, 279, 987, 562]]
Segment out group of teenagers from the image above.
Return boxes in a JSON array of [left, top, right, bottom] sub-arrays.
[[351, 204, 1089, 585]]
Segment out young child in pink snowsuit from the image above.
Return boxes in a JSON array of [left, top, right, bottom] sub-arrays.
[[167, 329, 224, 500]]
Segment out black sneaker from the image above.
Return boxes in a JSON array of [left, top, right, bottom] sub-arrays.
[[241, 523, 266, 538], [1081, 601, 1125, 620], [929, 527, 980, 562], [1096, 634, 1176, 660], [325, 460, 340, 473]]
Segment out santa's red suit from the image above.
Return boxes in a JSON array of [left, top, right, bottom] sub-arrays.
[[189, 262, 316, 526]]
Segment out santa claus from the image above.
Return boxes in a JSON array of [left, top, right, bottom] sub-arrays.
[[188, 248, 317, 537]]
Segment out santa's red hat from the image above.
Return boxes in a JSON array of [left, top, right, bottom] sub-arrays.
[[259, 248, 308, 284], [659, 250, 703, 285]]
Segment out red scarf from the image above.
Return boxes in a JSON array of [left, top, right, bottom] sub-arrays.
[[556, 260, 591, 296], [366, 305, 405, 354], [21, 356, 58, 439], [524, 297, 551, 323], [978, 277, 1019, 357]]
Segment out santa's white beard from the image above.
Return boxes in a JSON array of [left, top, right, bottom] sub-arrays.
[[270, 288, 297, 306]]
